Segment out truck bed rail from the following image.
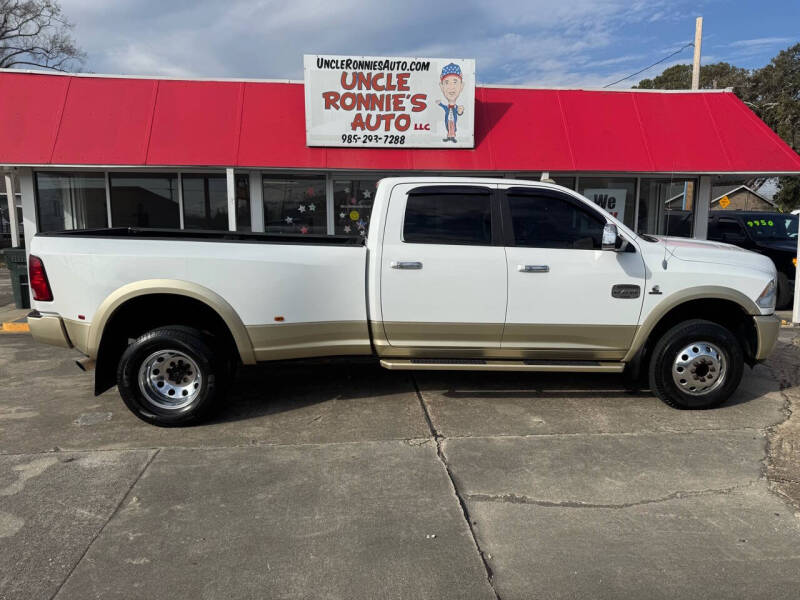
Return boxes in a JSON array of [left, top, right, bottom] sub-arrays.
[[35, 227, 365, 246]]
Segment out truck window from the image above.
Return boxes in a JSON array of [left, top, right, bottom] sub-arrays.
[[507, 193, 604, 249], [403, 192, 492, 245], [709, 218, 747, 242]]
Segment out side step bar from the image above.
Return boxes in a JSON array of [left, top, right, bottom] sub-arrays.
[[380, 359, 625, 373]]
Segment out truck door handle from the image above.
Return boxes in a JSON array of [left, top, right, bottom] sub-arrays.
[[391, 261, 423, 270], [518, 264, 549, 273]]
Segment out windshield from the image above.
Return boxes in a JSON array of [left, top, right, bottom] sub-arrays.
[[744, 214, 798, 241]]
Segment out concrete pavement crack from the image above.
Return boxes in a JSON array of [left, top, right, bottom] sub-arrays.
[[763, 333, 800, 510], [466, 483, 755, 510], [49, 448, 160, 600], [412, 376, 501, 600]]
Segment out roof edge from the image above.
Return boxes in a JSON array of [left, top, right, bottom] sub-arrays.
[[0, 67, 734, 94]]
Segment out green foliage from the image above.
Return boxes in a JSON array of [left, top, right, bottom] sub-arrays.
[[750, 44, 800, 211], [634, 62, 750, 93]]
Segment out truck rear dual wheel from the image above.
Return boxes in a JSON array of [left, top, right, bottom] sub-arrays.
[[648, 319, 744, 410], [117, 326, 230, 426]]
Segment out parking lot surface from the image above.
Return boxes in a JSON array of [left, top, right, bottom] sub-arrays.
[[1, 327, 800, 599]]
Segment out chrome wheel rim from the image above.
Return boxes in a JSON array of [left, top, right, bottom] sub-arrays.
[[137, 350, 202, 410], [671, 341, 726, 396]]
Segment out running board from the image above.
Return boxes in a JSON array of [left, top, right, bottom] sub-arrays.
[[379, 359, 625, 373]]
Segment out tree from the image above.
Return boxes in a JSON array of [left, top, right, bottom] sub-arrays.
[[748, 44, 800, 211], [634, 62, 751, 93], [0, 0, 84, 71]]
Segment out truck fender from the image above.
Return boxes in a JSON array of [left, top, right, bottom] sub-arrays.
[[623, 285, 760, 364], [87, 279, 257, 365]]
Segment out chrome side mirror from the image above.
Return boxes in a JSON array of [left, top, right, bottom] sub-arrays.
[[601, 223, 618, 251]]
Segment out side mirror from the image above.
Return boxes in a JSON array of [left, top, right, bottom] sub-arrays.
[[602, 223, 618, 251]]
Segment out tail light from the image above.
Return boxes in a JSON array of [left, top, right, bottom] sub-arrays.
[[29, 255, 53, 301]]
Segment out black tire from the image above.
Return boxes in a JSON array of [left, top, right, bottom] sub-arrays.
[[648, 319, 744, 410], [116, 326, 230, 426], [776, 271, 792, 310]]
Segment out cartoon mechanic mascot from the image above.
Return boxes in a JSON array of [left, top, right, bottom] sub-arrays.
[[437, 63, 465, 143]]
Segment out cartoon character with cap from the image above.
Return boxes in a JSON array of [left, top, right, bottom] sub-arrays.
[[438, 62, 465, 142]]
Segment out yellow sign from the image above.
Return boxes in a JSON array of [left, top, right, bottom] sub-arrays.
[[349, 210, 360, 221], [719, 195, 730, 209]]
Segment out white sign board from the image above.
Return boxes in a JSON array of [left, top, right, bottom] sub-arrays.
[[583, 188, 627, 223], [304, 55, 475, 148]]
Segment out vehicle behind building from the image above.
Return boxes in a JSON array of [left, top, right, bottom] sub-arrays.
[[707, 211, 798, 309]]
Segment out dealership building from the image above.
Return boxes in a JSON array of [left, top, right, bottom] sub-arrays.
[[2, 66, 800, 250]]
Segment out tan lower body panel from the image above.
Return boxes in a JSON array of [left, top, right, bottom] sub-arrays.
[[753, 315, 780, 360], [248, 320, 373, 361], [27, 313, 72, 349], [245, 320, 635, 363], [373, 321, 635, 361], [380, 321, 503, 348], [63, 319, 91, 355], [380, 359, 625, 373], [501, 323, 637, 352]]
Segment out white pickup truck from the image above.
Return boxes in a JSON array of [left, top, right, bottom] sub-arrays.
[[27, 177, 780, 426]]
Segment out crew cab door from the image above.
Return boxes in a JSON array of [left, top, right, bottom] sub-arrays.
[[379, 184, 507, 349], [500, 186, 645, 359]]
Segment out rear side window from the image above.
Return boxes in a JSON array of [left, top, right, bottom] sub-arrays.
[[708, 218, 746, 241], [403, 191, 492, 245], [508, 193, 604, 249]]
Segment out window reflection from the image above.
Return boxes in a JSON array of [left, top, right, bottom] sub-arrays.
[[333, 178, 380, 237], [110, 174, 179, 229], [639, 179, 696, 237], [182, 174, 228, 230], [36, 172, 107, 232], [262, 175, 327, 235]]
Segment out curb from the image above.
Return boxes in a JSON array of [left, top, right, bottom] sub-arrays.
[[1, 322, 30, 333]]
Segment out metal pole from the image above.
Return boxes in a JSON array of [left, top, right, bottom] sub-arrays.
[[793, 222, 800, 323], [691, 17, 703, 90], [4, 173, 20, 248], [226, 168, 237, 232]]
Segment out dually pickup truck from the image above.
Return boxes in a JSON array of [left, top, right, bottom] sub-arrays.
[[27, 177, 781, 426]]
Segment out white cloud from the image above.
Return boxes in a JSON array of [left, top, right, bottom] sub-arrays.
[[54, 0, 759, 88], [727, 37, 793, 48]]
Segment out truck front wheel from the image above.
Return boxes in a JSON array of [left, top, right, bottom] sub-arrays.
[[648, 319, 744, 410], [116, 326, 229, 426]]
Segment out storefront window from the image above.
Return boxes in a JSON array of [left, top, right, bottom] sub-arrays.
[[110, 174, 179, 228], [262, 174, 326, 235], [578, 177, 636, 230], [333, 177, 380, 237], [0, 192, 23, 245], [182, 174, 228, 230], [235, 174, 251, 232], [551, 176, 576, 190], [638, 179, 696, 237], [35, 172, 107, 232]]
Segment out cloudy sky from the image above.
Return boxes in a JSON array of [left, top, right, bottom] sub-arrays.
[[59, 0, 798, 87]]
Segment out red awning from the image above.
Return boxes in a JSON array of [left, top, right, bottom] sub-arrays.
[[1, 70, 799, 174]]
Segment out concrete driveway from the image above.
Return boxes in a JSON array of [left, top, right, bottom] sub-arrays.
[[1, 328, 799, 599]]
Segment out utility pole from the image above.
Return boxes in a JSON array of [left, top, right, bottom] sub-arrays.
[[691, 16, 703, 90]]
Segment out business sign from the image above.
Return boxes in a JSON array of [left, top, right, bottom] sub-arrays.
[[584, 188, 627, 222], [303, 55, 475, 148]]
